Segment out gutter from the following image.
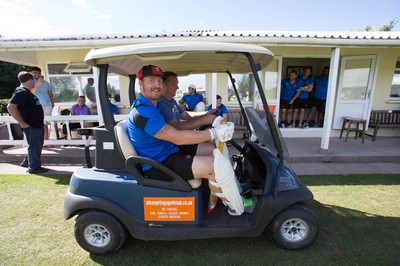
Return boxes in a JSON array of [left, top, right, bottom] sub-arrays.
[[1, 36, 400, 52]]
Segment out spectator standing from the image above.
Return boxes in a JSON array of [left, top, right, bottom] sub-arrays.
[[84, 78, 97, 109], [208, 95, 228, 121], [30, 66, 54, 142], [305, 67, 330, 127], [279, 70, 298, 128], [292, 67, 314, 128], [179, 84, 204, 111], [7, 72, 48, 173]]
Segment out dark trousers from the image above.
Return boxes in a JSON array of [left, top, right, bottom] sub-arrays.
[[22, 126, 44, 170]]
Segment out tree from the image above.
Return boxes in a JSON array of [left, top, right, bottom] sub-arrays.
[[364, 19, 397, 32], [0, 61, 30, 99]]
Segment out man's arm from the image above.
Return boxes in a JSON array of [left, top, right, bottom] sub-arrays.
[[48, 90, 55, 108], [7, 103, 30, 128], [155, 123, 212, 145], [167, 114, 215, 130]]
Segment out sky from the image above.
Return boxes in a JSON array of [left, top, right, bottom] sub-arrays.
[[0, 0, 399, 38]]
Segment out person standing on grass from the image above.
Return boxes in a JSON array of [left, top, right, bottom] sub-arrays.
[[7, 71, 48, 174]]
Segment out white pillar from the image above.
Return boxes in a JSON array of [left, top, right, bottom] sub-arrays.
[[321, 47, 341, 151], [211, 73, 217, 108]]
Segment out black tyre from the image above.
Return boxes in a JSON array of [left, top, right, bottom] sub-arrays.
[[74, 210, 128, 255], [268, 204, 319, 250]]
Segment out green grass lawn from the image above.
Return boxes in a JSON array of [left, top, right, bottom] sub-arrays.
[[1, 174, 399, 265]]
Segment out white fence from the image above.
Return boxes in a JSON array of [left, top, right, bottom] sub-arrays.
[[0, 114, 128, 146]]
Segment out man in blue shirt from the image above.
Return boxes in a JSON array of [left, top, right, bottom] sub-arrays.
[[31, 66, 54, 141], [127, 65, 255, 215], [279, 70, 298, 128], [305, 67, 329, 127], [292, 67, 314, 128], [159, 71, 216, 130], [208, 95, 228, 121], [179, 84, 204, 111]]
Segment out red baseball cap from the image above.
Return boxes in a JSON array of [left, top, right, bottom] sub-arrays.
[[137, 65, 164, 80]]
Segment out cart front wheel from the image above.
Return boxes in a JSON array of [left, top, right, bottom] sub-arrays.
[[268, 204, 319, 250]]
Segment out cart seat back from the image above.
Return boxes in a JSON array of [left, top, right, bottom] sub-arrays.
[[114, 120, 201, 189]]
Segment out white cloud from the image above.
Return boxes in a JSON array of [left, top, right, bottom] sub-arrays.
[[0, 0, 70, 37], [90, 9, 111, 20], [73, 0, 88, 7]]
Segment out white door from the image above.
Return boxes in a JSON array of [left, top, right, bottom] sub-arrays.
[[333, 55, 377, 129]]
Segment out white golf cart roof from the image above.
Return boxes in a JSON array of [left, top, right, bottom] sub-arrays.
[[85, 42, 274, 76]]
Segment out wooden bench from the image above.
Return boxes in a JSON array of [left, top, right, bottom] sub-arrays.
[[227, 109, 246, 130], [367, 110, 400, 141]]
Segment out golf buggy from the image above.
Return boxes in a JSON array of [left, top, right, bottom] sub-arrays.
[[64, 42, 320, 255]]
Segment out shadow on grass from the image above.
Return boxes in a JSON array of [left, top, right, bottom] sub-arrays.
[[39, 174, 71, 185], [88, 198, 400, 265]]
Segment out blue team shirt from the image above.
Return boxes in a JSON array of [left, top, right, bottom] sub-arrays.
[[280, 78, 298, 101], [182, 93, 204, 111], [207, 104, 228, 117], [127, 94, 179, 171], [33, 79, 52, 107], [159, 95, 184, 123], [296, 75, 314, 99], [313, 76, 329, 100]]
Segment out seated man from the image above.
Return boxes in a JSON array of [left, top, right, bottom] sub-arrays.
[[127, 65, 256, 216], [62, 96, 90, 136], [159, 71, 216, 131], [208, 95, 228, 121], [179, 84, 204, 111], [108, 93, 119, 114]]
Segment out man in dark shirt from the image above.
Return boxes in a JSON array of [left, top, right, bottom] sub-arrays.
[[7, 71, 48, 173]]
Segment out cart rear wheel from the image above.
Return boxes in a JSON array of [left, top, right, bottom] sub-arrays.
[[74, 210, 127, 255], [268, 204, 319, 250]]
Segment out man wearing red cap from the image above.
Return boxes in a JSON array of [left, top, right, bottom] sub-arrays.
[[127, 65, 256, 215]]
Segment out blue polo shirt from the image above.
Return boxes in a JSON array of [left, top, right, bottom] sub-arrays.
[[313, 75, 329, 100], [127, 94, 179, 171], [159, 95, 184, 123], [33, 79, 52, 107], [280, 78, 298, 101], [207, 103, 228, 118], [182, 93, 204, 111], [296, 75, 314, 99]]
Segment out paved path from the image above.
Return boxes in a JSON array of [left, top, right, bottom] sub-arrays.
[[0, 137, 399, 175]]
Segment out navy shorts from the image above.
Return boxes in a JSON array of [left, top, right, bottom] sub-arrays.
[[310, 98, 326, 112], [144, 144, 198, 181], [280, 99, 294, 109], [294, 98, 310, 109]]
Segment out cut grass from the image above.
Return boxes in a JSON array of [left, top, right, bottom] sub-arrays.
[[0, 174, 399, 265]]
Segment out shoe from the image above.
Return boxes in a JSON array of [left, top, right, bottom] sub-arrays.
[[240, 181, 251, 195], [302, 122, 309, 128], [28, 167, 49, 174], [228, 196, 258, 215], [20, 161, 28, 168]]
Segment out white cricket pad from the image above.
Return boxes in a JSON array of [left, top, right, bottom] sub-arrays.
[[213, 148, 244, 215]]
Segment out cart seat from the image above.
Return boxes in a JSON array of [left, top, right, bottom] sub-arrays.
[[114, 120, 201, 189]]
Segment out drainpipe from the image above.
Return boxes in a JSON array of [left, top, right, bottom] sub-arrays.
[[320, 47, 340, 158]]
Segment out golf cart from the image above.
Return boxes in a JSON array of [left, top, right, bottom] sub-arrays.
[[64, 42, 319, 255]]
